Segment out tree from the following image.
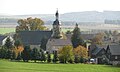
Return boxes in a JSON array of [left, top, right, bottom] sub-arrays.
[[73, 45, 88, 58], [14, 39, 22, 49], [71, 24, 84, 48], [113, 30, 119, 36], [66, 30, 72, 34], [16, 52, 22, 61], [40, 37, 48, 50], [47, 53, 51, 63], [21, 45, 31, 62], [5, 50, 12, 59], [16, 17, 47, 32], [73, 45, 88, 63], [53, 51, 58, 63], [74, 56, 79, 63], [58, 45, 74, 63], [31, 48, 40, 62], [0, 47, 7, 59], [40, 50, 46, 62], [92, 33, 104, 45], [11, 51, 16, 60], [4, 37, 13, 50]]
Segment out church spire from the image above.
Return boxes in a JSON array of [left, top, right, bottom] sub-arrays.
[[55, 9, 59, 20], [52, 10, 62, 39], [76, 23, 78, 27]]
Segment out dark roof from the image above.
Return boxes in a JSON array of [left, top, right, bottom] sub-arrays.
[[47, 38, 72, 46], [108, 45, 120, 55], [81, 34, 95, 40], [18, 31, 52, 45], [0, 35, 6, 45], [66, 34, 95, 40], [97, 44, 108, 50], [89, 44, 106, 57], [92, 48, 102, 55], [53, 19, 60, 25]]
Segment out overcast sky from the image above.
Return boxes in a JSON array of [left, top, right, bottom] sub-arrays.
[[0, 0, 120, 15]]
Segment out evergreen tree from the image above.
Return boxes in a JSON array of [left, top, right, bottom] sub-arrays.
[[21, 45, 31, 62], [6, 50, 12, 59], [47, 53, 51, 63], [31, 48, 40, 62], [53, 51, 58, 63], [40, 50, 46, 62], [0, 47, 7, 59], [80, 57, 84, 63], [71, 23, 84, 48], [4, 37, 13, 49], [74, 55, 80, 63], [14, 39, 22, 49], [40, 37, 48, 50]]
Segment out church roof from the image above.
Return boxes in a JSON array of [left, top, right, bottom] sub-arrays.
[[53, 10, 60, 25], [53, 19, 60, 25], [18, 31, 52, 45], [47, 38, 72, 46]]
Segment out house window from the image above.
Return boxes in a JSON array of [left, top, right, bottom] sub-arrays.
[[115, 56, 118, 59]]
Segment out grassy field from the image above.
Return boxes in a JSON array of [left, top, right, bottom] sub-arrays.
[[0, 60, 120, 72], [0, 28, 15, 35]]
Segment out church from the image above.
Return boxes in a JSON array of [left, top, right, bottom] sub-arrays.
[[18, 10, 72, 53], [46, 10, 72, 53]]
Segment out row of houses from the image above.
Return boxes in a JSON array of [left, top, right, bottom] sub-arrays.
[[89, 44, 120, 65]]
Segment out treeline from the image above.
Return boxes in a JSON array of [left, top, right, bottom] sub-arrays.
[[0, 36, 88, 63], [0, 44, 88, 63]]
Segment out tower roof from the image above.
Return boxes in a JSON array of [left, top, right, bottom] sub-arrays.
[[55, 9, 59, 19], [76, 23, 78, 27], [53, 10, 60, 25]]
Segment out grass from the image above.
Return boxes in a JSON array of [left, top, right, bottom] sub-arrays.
[[0, 28, 15, 34], [0, 60, 120, 72]]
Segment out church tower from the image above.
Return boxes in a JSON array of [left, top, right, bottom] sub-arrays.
[[51, 10, 62, 39]]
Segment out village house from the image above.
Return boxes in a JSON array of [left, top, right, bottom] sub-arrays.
[[106, 45, 120, 65], [0, 35, 14, 46], [88, 44, 107, 64], [88, 44, 120, 65]]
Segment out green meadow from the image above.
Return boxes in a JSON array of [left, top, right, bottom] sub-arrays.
[[0, 60, 119, 72]]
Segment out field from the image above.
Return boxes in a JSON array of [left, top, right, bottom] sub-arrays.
[[0, 60, 120, 72], [0, 28, 15, 35]]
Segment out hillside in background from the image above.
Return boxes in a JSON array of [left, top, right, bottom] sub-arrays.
[[0, 11, 120, 23]]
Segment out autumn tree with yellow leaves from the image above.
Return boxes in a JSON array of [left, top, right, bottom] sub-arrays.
[[73, 45, 88, 63]]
